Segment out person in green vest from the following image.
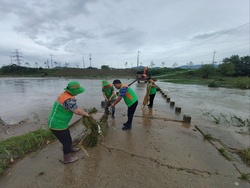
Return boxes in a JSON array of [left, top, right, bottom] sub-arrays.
[[48, 81, 89, 164], [111, 79, 138, 130], [147, 78, 157, 108], [102, 80, 116, 118]]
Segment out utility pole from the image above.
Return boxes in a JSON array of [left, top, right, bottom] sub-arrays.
[[89, 53, 92, 68], [82, 56, 85, 68], [212, 50, 216, 64], [10, 55, 12, 64], [137, 51, 140, 67], [12, 49, 23, 66], [50, 54, 53, 68]]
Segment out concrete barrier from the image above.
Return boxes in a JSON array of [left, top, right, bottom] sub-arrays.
[[183, 114, 191, 123], [175, 107, 181, 114]]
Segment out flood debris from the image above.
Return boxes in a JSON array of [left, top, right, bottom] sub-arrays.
[[78, 107, 109, 148]]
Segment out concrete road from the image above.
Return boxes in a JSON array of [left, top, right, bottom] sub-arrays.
[[0, 109, 249, 188]]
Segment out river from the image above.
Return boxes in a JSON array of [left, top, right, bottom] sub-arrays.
[[0, 77, 249, 130]]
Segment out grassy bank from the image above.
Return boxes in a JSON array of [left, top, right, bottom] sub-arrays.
[[157, 71, 250, 89], [0, 129, 56, 176], [0, 65, 249, 89]]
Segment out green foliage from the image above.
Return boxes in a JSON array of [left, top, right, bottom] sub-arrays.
[[208, 81, 220, 87], [203, 134, 215, 141], [201, 110, 249, 129], [221, 55, 250, 76], [0, 64, 46, 76], [218, 62, 235, 76], [218, 148, 231, 160], [198, 64, 217, 78], [101, 65, 110, 69], [238, 148, 250, 167], [235, 78, 250, 89], [240, 173, 250, 181], [242, 148, 250, 160]]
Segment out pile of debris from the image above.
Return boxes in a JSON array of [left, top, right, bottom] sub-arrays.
[[77, 108, 108, 148]]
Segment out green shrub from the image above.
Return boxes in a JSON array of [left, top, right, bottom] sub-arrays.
[[208, 81, 220, 87]]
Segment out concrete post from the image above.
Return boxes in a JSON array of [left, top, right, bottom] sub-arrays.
[[183, 115, 191, 123], [170, 101, 175, 107], [175, 107, 181, 113], [167, 97, 170, 102]]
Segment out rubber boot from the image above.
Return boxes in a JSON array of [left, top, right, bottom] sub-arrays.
[[63, 154, 78, 164]]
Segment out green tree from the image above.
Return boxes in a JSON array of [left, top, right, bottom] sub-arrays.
[[218, 62, 235, 76], [101, 65, 110, 69], [221, 55, 250, 76], [239, 56, 250, 76], [199, 64, 216, 78]]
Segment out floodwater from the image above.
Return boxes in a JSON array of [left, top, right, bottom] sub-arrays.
[[0, 77, 249, 129]]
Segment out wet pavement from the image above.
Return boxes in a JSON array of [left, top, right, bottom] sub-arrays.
[[0, 88, 249, 188]]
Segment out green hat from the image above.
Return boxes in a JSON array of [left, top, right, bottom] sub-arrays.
[[102, 80, 109, 86], [64, 81, 84, 96]]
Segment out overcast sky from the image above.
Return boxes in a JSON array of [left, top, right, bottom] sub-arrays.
[[0, 0, 249, 68]]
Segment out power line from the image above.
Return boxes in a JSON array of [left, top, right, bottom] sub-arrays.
[[217, 42, 249, 52], [165, 22, 249, 60], [12, 49, 23, 66], [175, 42, 249, 64]]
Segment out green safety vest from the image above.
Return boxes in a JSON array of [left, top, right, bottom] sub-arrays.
[[102, 84, 116, 99], [120, 84, 138, 107], [48, 91, 74, 130], [149, 82, 157, 95]]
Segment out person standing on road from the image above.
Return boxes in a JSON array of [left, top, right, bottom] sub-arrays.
[[48, 81, 89, 164], [111, 79, 138, 130], [143, 66, 149, 78], [102, 80, 116, 118], [147, 78, 157, 108]]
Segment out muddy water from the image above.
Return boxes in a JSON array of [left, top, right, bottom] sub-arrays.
[[0, 77, 249, 129], [156, 81, 250, 126]]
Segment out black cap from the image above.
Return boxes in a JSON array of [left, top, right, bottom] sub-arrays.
[[113, 79, 121, 84]]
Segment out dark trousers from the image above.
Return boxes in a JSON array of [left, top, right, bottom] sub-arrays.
[[126, 100, 138, 127], [148, 93, 156, 107], [51, 129, 72, 155]]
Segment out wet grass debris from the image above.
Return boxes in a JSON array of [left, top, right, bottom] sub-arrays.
[[78, 107, 109, 148], [0, 129, 56, 176]]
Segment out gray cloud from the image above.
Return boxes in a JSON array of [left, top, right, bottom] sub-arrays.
[[0, 0, 249, 68]]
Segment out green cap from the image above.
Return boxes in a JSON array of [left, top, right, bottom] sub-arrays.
[[102, 80, 109, 86], [64, 81, 84, 96]]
